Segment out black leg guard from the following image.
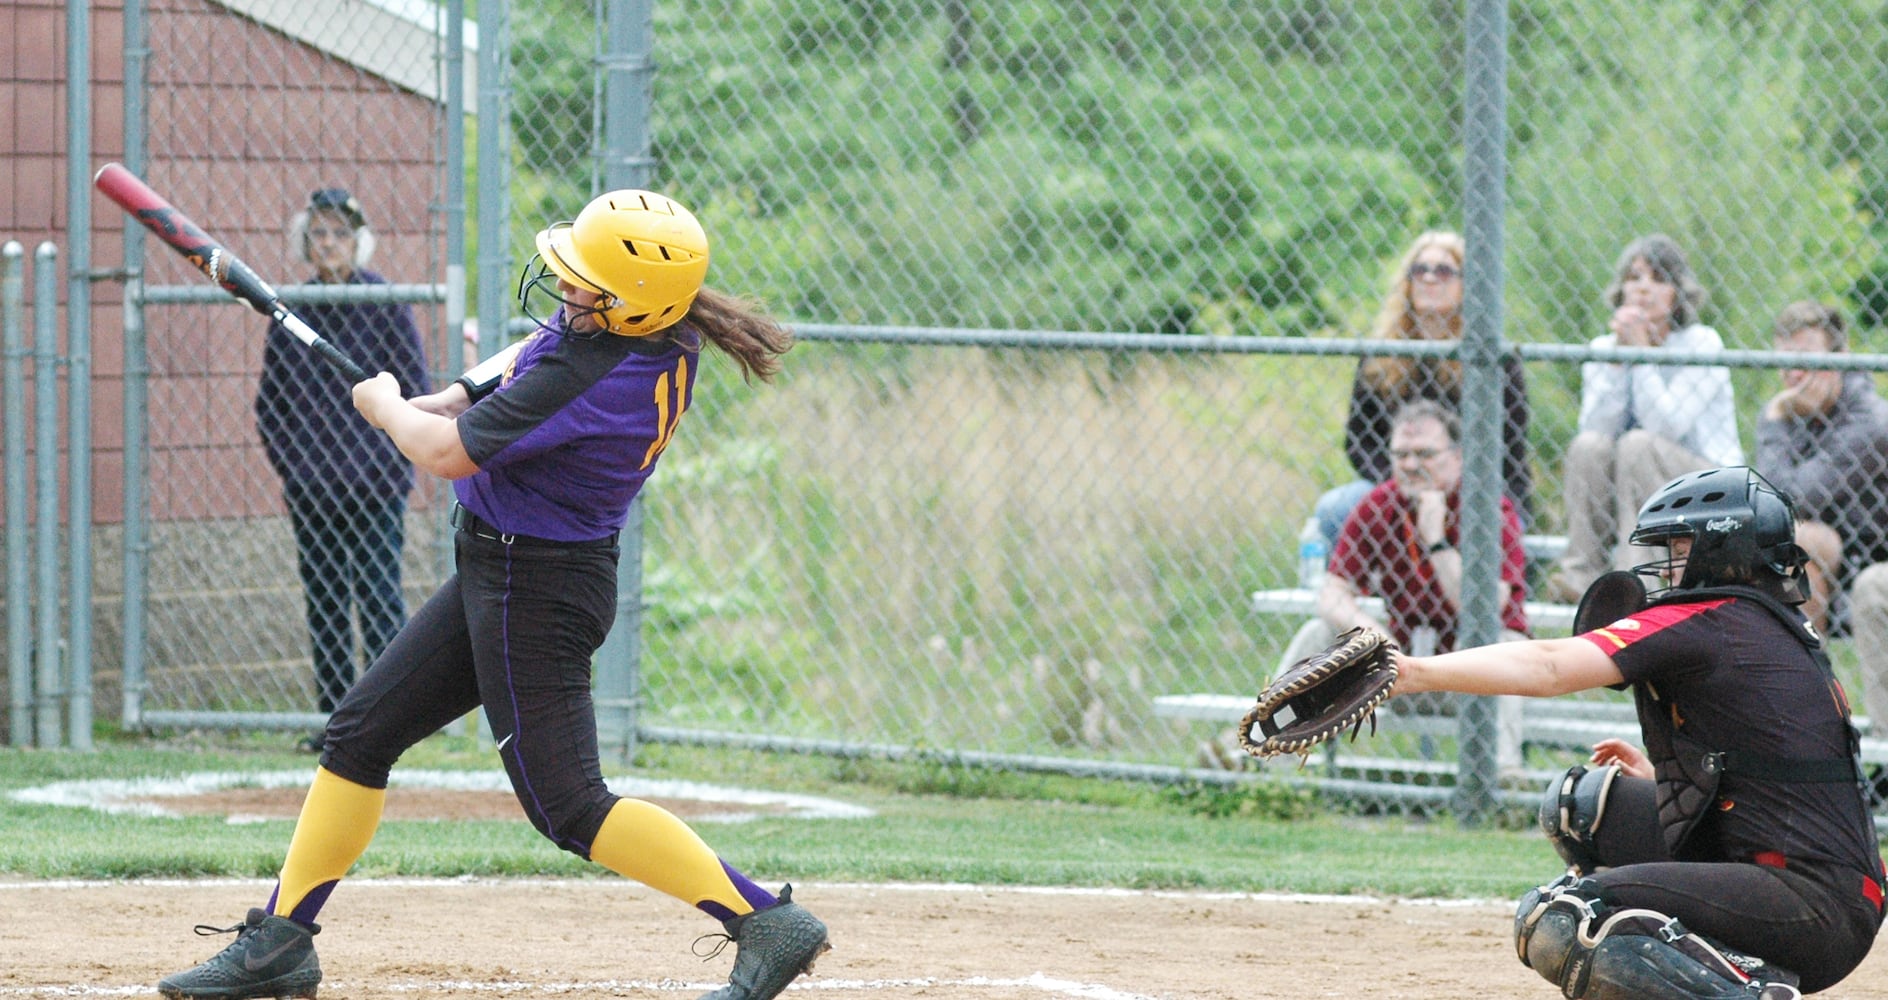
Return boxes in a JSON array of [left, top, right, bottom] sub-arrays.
[[1539, 764, 1620, 875], [1514, 873, 1590, 970], [1512, 876, 1803, 1000], [1583, 936, 1758, 1000]]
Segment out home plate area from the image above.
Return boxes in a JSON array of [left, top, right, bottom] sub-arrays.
[[21, 877, 1888, 999], [9, 771, 1888, 999]]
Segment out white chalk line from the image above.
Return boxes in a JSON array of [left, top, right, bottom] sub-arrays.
[[0, 871, 1510, 909], [5, 769, 876, 824], [0, 876, 1509, 909], [0, 972, 1156, 999]]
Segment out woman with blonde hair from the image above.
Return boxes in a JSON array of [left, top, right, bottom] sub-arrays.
[[1312, 230, 1533, 546]]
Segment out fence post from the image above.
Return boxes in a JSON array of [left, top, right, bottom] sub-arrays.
[[1453, 0, 1511, 823], [592, 0, 657, 763], [119, 0, 151, 735], [66, 0, 96, 750], [3, 241, 28, 746], [475, 0, 511, 366], [32, 242, 63, 749]]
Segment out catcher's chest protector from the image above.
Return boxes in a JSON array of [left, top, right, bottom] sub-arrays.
[[1632, 586, 1860, 858]]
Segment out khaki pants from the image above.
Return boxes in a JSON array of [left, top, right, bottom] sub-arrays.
[[1557, 429, 1715, 593], [1848, 563, 1888, 731]]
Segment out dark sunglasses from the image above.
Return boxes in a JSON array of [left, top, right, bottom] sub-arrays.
[[1408, 262, 1461, 282]]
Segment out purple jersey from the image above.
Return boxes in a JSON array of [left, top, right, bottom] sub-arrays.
[[453, 324, 697, 541]]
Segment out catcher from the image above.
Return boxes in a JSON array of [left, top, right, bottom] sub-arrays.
[[1250, 467, 1883, 999]]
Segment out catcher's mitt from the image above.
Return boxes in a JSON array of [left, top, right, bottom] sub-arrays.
[[1238, 626, 1400, 759]]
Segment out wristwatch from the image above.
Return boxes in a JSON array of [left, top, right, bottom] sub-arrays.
[[1427, 539, 1453, 554]]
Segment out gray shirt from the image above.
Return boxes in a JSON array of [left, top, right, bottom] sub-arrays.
[[1756, 370, 1888, 566], [1578, 323, 1743, 466]]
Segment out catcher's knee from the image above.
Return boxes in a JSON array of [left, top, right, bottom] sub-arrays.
[[1538, 764, 1620, 875], [1512, 874, 1594, 980], [1513, 877, 1802, 1000]]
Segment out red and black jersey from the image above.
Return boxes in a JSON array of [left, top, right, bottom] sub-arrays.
[[1578, 594, 1879, 879]]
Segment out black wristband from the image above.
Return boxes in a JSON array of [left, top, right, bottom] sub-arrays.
[[1427, 540, 1453, 554]]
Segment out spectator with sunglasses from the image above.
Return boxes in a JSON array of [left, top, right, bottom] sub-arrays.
[[1312, 230, 1533, 550], [1544, 234, 1741, 604]]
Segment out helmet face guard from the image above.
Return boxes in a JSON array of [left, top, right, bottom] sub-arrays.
[[1628, 466, 1808, 603], [517, 257, 610, 339], [516, 190, 710, 338]]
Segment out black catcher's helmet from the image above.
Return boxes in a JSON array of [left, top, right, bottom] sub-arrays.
[[1628, 466, 1807, 603]]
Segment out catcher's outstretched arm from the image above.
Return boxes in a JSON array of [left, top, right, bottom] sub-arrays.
[[1394, 636, 1622, 699]]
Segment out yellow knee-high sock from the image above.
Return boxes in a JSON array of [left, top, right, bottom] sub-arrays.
[[589, 798, 754, 915], [273, 767, 386, 918]]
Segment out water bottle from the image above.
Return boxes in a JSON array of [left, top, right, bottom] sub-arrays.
[[1297, 516, 1328, 590]]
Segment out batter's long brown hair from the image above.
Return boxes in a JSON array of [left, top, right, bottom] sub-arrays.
[[680, 286, 795, 383]]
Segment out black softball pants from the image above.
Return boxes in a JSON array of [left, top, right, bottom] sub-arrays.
[[1583, 774, 1882, 992], [321, 528, 623, 858]]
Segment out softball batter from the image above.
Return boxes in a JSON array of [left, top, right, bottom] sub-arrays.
[[159, 190, 826, 1000]]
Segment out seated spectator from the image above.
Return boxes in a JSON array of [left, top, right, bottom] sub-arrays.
[[1545, 234, 1741, 603], [1752, 299, 1888, 737], [1313, 230, 1532, 548], [1754, 300, 1888, 640], [1316, 399, 1529, 769]]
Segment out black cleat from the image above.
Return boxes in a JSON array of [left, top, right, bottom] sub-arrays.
[[697, 884, 831, 1000], [157, 908, 321, 999]]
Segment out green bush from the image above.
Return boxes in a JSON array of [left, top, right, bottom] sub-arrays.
[[1163, 778, 1322, 821], [1506, 2, 1882, 347]]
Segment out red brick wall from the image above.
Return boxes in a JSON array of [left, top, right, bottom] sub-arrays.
[[1, 0, 448, 525]]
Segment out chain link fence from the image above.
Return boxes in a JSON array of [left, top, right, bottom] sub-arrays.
[[628, 0, 1888, 814], [7, 0, 1888, 818], [92, 0, 464, 739]]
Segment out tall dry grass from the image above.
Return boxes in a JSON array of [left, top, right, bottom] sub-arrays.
[[641, 346, 1355, 757]]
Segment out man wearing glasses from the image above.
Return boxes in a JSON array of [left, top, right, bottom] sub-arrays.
[[1317, 398, 1530, 767]]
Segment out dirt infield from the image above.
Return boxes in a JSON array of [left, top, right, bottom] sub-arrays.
[[6, 877, 1888, 999], [8, 774, 1888, 997]]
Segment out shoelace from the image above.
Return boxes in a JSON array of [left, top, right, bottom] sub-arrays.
[[192, 917, 254, 938], [692, 931, 736, 962]]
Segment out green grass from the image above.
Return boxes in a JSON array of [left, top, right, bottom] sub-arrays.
[[0, 729, 1557, 900]]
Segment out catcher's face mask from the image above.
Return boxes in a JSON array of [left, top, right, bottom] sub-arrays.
[[1632, 536, 1691, 595]]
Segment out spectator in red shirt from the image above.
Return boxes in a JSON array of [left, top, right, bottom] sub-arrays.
[[1316, 398, 1529, 769], [1319, 399, 1530, 650]]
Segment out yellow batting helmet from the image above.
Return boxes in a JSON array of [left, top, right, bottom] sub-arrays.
[[532, 189, 710, 337]]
